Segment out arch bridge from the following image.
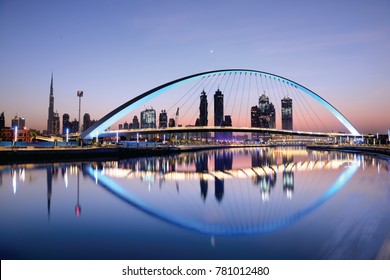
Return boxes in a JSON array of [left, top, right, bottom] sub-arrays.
[[81, 69, 361, 140]]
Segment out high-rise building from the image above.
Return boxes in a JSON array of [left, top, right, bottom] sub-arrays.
[[71, 119, 79, 134], [168, 118, 175, 127], [159, 110, 168, 128], [214, 89, 224, 140], [132, 115, 140, 129], [258, 94, 269, 115], [199, 90, 208, 126], [62, 113, 71, 134], [269, 103, 276, 129], [251, 106, 259, 128], [83, 113, 92, 131], [250, 93, 276, 140], [258, 93, 275, 129], [11, 115, 25, 129], [140, 107, 156, 129], [0, 112, 5, 128], [281, 96, 293, 130], [53, 112, 60, 135], [47, 73, 55, 135], [214, 89, 224, 126], [123, 122, 129, 129]]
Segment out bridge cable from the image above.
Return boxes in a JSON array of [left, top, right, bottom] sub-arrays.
[[245, 73, 252, 127], [222, 73, 235, 123], [166, 75, 208, 119], [225, 73, 238, 123], [277, 77, 310, 131], [292, 86, 330, 132], [205, 73, 226, 126], [286, 83, 319, 132], [231, 73, 242, 125], [178, 74, 215, 125], [268, 76, 284, 129], [238, 72, 248, 127], [189, 73, 227, 126], [182, 74, 216, 126]]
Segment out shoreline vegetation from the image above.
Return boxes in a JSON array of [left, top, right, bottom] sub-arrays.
[[0, 143, 389, 164]]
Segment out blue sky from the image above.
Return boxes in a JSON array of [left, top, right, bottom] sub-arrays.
[[0, 0, 389, 133]]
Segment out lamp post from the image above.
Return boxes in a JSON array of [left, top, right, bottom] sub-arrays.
[[14, 126, 18, 144], [77, 91, 83, 134]]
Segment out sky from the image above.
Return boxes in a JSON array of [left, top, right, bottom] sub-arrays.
[[0, 0, 389, 134]]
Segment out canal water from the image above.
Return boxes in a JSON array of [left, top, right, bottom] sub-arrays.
[[1, 147, 389, 259]]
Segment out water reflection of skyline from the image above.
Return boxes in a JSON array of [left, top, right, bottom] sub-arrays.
[[1, 148, 390, 259], [1, 148, 389, 235]]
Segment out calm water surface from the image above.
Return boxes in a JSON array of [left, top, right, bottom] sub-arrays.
[[1, 147, 389, 259]]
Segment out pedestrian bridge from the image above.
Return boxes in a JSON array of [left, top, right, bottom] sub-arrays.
[[81, 69, 361, 140]]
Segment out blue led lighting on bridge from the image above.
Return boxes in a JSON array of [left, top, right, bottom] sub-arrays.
[[86, 162, 359, 236], [81, 69, 360, 139]]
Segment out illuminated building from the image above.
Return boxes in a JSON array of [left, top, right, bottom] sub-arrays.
[[159, 110, 168, 128], [140, 107, 156, 129], [62, 114, 71, 135], [281, 96, 293, 130], [214, 89, 224, 140], [11, 115, 25, 129], [47, 73, 55, 135], [53, 112, 60, 135]]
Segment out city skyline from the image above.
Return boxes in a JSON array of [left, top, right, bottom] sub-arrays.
[[0, 0, 389, 134]]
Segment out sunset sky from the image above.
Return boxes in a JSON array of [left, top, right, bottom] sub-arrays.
[[0, 0, 389, 134]]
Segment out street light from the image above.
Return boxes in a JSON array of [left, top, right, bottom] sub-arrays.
[[14, 126, 18, 144], [77, 91, 83, 134]]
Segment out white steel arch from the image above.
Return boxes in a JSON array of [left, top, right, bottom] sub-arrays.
[[81, 69, 360, 139]]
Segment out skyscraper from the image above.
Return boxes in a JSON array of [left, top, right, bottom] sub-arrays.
[[83, 113, 92, 131], [214, 89, 224, 126], [214, 89, 224, 140], [132, 115, 140, 129], [0, 112, 5, 128], [258, 93, 275, 128], [140, 107, 156, 129], [168, 118, 175, 127], [269, 103, 276, 129], [62, 113, 71, 134], [47, 73, 55, 135], [250, 93, 276, 140], [159, 110, 168, 128], [11, 115, 25, 129], [53, 112, 60, 135], [199, 90, 208, 126], [281, 96, 293, 130], [251, 106, 260, 128]]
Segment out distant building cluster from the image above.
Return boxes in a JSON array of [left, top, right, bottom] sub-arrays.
[[1, 73, 295, 143], [250, 93, 293, 139], [0, 111, 31, 142], [114, 88, 293, 142], [46, 74, 96, 136], [0, 74, 99, 142]]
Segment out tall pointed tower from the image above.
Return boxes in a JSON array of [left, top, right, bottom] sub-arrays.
[[47, 73, 54, 135]]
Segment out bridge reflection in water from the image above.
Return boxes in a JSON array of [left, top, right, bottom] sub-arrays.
[[86, 147, 366, 236]]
